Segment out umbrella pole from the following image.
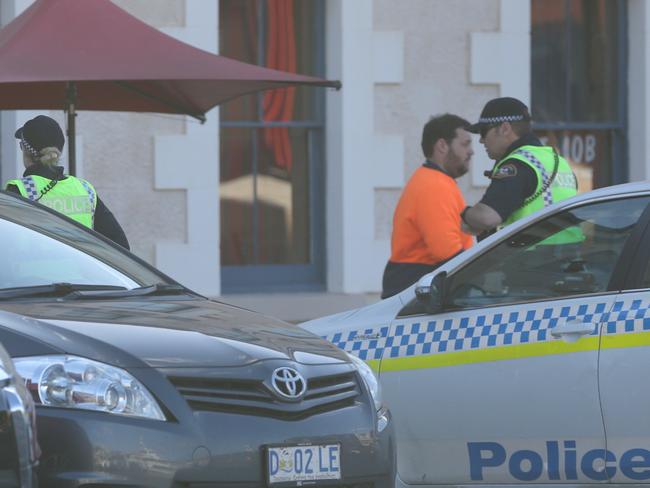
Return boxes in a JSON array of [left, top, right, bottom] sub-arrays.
[[65, 81, 77, 175]]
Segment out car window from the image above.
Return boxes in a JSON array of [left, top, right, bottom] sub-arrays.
[[643, 265, 650, 288], [0, 193, 167, 288], [0, 218, 139, 289], [446, 196, 650, 310], [641, 254, 650, 289]]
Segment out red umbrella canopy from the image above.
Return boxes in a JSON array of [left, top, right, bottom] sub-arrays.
[[0, 0, 340, 119]]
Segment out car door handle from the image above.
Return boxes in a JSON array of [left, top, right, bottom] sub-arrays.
[[550, 321, 595, 342]]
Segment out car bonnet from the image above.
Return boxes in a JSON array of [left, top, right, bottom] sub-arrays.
[[0, 299, 349, 368]]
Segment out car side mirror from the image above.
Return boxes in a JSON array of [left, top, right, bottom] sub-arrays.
[[0, 366, 12, 389], [415, 271, 447, 315]]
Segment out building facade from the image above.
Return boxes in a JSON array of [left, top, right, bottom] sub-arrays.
[[0, 0, 647, 306]]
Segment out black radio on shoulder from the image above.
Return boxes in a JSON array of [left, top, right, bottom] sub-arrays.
[[483, 170, 493, 179]]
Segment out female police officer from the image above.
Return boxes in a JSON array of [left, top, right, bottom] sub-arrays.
[[4, 115, 130, 249]]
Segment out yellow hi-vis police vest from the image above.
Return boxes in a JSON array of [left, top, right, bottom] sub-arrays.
[[493, 145, 582, 245], [5, 175, 97, 228]]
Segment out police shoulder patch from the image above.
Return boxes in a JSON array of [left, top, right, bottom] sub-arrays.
[[492, 163, 517, 179]]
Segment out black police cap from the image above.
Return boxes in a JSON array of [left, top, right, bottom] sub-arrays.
[[468, 97, 531, 134], [14, 115, 65, 152]]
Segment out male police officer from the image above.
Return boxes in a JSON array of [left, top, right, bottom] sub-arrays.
[[461, 97, 577, 236], [5, 115, 130, 249]]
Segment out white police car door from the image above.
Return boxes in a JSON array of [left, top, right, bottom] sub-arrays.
[[597, 199, 650, 484], [381, 195, 650, 485]]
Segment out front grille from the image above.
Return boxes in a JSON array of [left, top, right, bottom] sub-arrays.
[[168, 371, 360, 420]]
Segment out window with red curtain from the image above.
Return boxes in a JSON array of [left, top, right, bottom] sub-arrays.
[[219, 0, 325, 290]]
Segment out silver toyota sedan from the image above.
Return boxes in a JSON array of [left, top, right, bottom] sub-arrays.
[[0, 190, 395, 488]]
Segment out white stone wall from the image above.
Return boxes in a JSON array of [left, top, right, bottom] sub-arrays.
[[328, 0, 531, 293], [113, 0, 185, 26], [77, 112, 187, 265], [373, 0, 501, 245]]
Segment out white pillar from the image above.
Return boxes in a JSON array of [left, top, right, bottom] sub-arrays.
[[325, 0, 405, 293], [326, 0, 374, 293]]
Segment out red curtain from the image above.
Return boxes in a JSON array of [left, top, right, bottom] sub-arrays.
[[262, 0, 296, 172]]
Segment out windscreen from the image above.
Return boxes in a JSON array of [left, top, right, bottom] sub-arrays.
[[0, 193, 169, 289]]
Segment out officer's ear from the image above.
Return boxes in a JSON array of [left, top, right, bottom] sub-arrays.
[[499, 121, 514, 136]]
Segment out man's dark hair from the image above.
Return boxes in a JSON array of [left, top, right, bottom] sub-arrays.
[[421, 113, 470, 158]]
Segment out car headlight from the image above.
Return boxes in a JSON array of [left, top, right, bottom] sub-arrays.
[[347, 353, 383, 411], [13, 355, 165, 421]]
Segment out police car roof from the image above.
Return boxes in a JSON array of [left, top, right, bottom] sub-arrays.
[[573, 181, 650, 202]]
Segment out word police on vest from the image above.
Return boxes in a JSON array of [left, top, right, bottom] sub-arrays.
[[468, 441, 650, 481], [40, 195, 92, 214]]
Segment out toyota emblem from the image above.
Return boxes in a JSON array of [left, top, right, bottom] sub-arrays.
[[271, 367, 306, 399]]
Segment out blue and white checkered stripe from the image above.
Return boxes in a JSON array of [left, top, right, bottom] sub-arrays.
[[601, 298, 650, 335], [325, 293, 650, 360], [387, 302, 609, 359], [326, 302, 610, 360], [20, 176, 39, 201], [79, 179, 96, 213], [479, 115, 526, 124], [516, 149, 554, 206], [328, 327, 390, 360], [325, 297, 650, 361]]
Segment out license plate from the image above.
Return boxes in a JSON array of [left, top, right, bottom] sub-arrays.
[[267, 444, 341, 484]]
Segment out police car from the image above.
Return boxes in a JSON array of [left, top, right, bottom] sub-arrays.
[[302, 181, 650, 487]]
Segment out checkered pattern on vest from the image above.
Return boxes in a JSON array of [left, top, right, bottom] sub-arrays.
[[79, 179, 96, 213], [514, 149, 554, 207], [20, 177, 40, 201]]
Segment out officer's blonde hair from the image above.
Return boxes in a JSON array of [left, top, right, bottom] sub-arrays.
[[37, 147, 62, 166]]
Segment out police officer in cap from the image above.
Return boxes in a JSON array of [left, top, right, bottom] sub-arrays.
[[461, 97, 577, 237], [4, 115, 130, 249]]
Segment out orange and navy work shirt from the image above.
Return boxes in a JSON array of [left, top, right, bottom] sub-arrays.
[[390, 163, 473, 265]]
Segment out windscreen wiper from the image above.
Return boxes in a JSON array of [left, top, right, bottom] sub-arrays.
[[0, 283, 129, 300], [63, 283, 188, 299]]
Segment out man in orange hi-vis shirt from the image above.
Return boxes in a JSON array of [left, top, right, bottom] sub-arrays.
[[381, 114, 474, 298]]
